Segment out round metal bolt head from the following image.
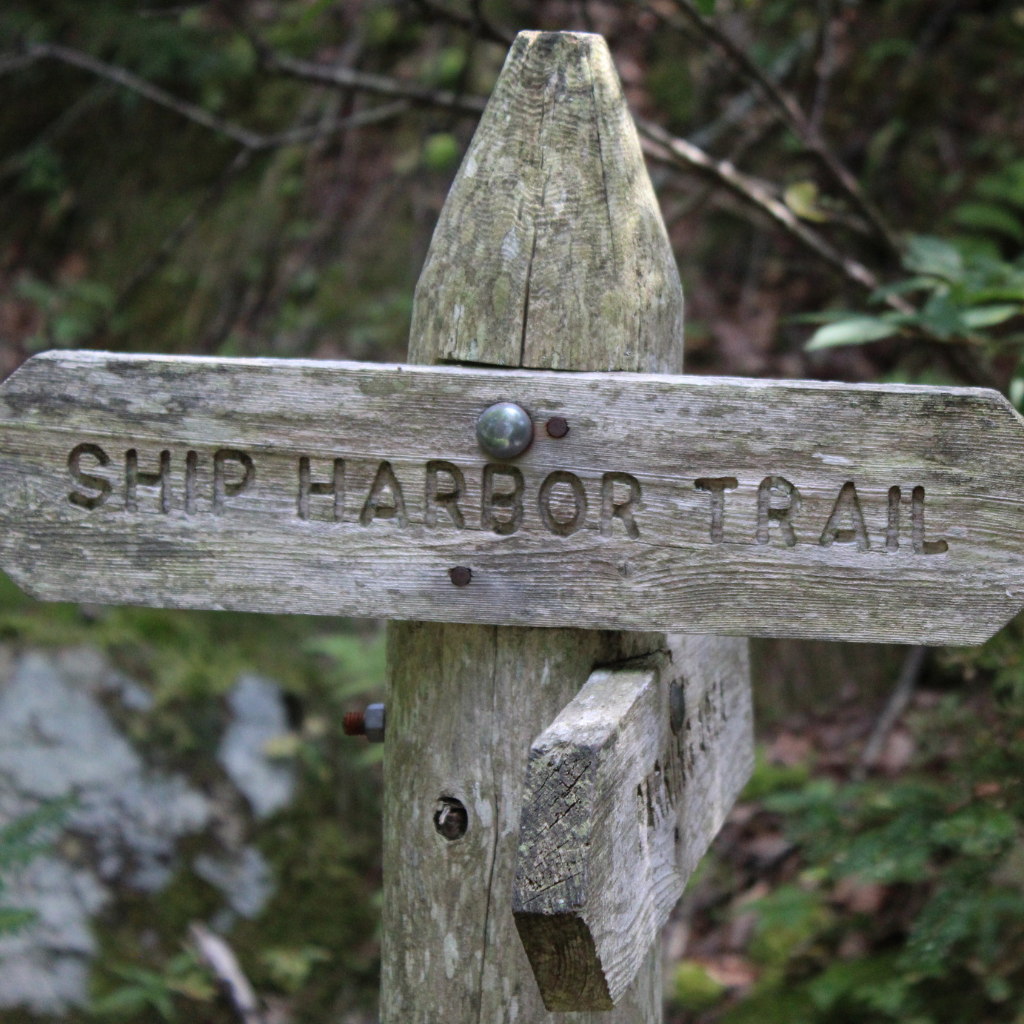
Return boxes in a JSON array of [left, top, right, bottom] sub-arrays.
[[476, 402, 533, 459], [364, 703, 386, 743], [449, 566, 472, 587], [545, 416, 569, 439]]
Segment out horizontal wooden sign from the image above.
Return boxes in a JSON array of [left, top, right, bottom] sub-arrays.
[[0, 350, 1022, 644]]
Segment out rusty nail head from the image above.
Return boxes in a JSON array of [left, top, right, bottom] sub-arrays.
[[546, 416, 569, 439], [449, 566, 472, 587]]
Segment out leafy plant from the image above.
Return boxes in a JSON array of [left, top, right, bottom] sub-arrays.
[[0, 800, 68, 935], [91, 950, 215, 1021], [708, 643, 1024, 1024], [803, 235, 1024, 354]]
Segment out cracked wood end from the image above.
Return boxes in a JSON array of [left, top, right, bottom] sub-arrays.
[[512, 636, 754, 1010]]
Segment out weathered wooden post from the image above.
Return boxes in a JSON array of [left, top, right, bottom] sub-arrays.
[[381, 31, 750, 1022]]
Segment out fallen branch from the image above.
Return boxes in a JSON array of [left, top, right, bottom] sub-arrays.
[[190, 922, 265, 1024], [3, 41, 432, 148], [852, 645, 927, 781], [637, 118, 881, 292], [258, 50, 488, 115], [656, 0, 902, 259]]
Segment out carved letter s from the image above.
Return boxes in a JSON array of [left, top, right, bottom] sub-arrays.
[[68, 443, 112, 510]]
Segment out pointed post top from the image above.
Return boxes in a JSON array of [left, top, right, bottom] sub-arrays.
[[409, 31, 685, 374]]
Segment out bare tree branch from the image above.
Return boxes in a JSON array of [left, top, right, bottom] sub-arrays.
[[414, 0, 517, 46], [17, 42, 266, 148], [654, 0, 903, 259], [810, 0, 836, 135], [108, 100, 408, 316], [690, 32, 812, 149], [190, 922, 265, 1024], [114, 147, 253, 315], [258, 51, 489, 115], [852, 645, 927, 781], [638, 117, 884, 293], [3, 40, 474, 148], [0, 51, 37, 76], [0, 83, 113, 183]]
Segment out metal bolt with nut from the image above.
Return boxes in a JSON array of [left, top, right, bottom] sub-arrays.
[[342, 703, 386, 743]]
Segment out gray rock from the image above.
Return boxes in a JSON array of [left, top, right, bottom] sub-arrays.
[[218, 675, 297, 819], [193, 846, 275, 920], [0, 653, 212, 1011], [0, 654, 141, 799], [0, 856, 108, 1013]]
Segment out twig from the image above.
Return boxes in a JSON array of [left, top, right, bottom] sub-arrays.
[[258, 50, 489, 115], [810, 0, 835, 135], [17, 42, 266, 148], [4, 40, 475, 143], [637, 118, 881, 292], [852, 645, 927, 781], [190, 922, 265, 1024], [109, 101, 408, 318], [113, 148, 253, 313], [0, 51, 37, 76], [690, 32, 812, 149], [414, 0, 516, 46], [0, 83, 113, 183], [658, 0, 902, 259]]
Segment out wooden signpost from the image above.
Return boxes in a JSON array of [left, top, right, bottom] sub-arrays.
[[1, 352, 1021, 645], [0, 28, 1018, 1022]]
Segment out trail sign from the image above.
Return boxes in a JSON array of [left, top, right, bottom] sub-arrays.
[[0, 350, 1020, 646], [0, 28, 1004, 1022]]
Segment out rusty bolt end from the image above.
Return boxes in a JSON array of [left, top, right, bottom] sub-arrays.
[[449, 566, 472, 587], [546, 416, 569, 439], [342, 711, 366, 736]]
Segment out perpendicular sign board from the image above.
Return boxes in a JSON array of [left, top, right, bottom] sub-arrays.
[[1, 349, 1022, 645]]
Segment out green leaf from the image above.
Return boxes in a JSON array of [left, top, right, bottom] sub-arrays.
[[868, 277, 936, 303], [975, 159, 1024, 209], [954, 202, 1024, 243], [784, 181, 828, 223], [672, 960, 726, 1011], [694, 0, 716, 13], [422, 134, 460, 172], [805, 317, 900, 350], [903, 235, 965, 282], [961, 304, 1022, 328]]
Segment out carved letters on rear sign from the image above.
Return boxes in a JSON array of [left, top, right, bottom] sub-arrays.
[[66, 442, 949, 554]]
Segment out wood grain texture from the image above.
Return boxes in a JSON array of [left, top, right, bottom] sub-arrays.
[[382, 626, 666, 1023], [513, 637, 753, 1009], [382, 30, 687, 1024], [409, 31, 684, 373], [0, 351, 1022, 643]]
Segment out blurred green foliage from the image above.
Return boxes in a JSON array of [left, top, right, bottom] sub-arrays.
[[670, 624, 1024, 1024], [0, 800, 68, 936]]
